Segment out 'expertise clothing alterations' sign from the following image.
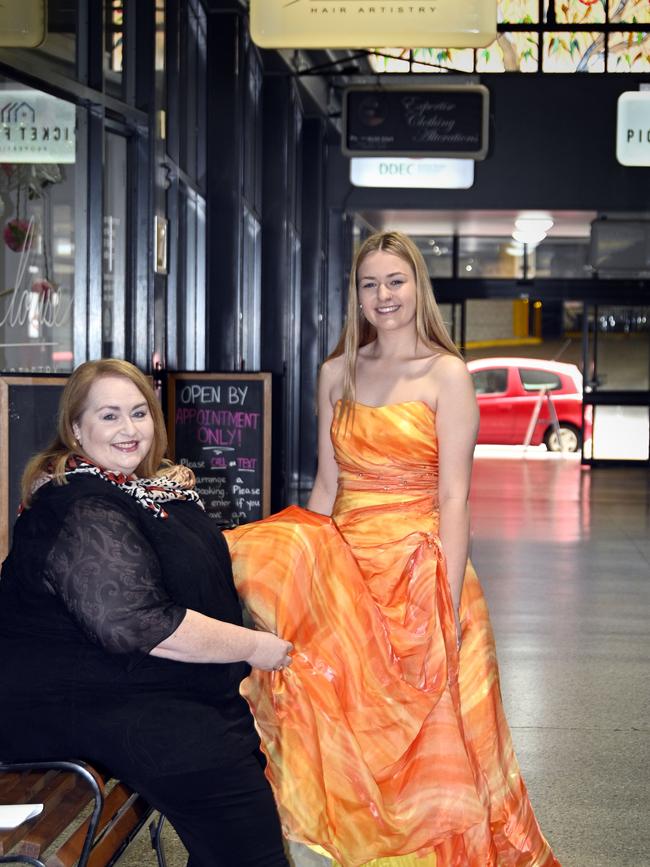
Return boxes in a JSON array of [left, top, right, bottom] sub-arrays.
[[0, 90, 76, 164], [250, 0, 497, 50], [343, 86, 490, 160]]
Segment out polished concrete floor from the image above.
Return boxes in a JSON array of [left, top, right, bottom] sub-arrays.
[[470, 457, 650, 867], [121, 456, 650, 867]]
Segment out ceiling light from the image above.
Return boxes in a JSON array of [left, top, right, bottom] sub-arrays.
[[512, 229, 547, 246], [515, 216, 554, 233]]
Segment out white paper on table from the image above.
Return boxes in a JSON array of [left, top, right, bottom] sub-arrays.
[[0, 803, 44, 829]]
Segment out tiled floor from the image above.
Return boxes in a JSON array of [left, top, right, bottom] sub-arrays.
[[122, 457, 650, 867]]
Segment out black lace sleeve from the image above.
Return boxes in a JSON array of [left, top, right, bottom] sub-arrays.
[[43, 496, 186, 654]]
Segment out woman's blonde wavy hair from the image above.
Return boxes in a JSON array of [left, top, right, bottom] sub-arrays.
[[328, 231, 461, 423], [21, 359, 168, 506]]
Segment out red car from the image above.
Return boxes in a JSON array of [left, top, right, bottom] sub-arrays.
[[466, 357, 591, 452]]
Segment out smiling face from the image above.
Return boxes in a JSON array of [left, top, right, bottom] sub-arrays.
[[357, 250, 418, 335], [72, 375, 155, 477]]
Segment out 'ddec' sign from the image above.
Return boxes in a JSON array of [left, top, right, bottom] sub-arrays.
[[167, 372, 271, 528]]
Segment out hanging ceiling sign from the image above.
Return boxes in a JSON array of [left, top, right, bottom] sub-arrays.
[[350, 157, 474, 189], [0, 0, 46, 47], [0, 90, 76, 164], [616, 91, 650, 167], [250, 0, 497, 50], [343, 86, 489, 160]]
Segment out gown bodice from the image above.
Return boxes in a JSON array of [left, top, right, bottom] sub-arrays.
[[332, 400, 439, 505]]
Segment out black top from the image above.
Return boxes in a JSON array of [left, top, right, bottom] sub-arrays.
[[0, 473, 259, 776]]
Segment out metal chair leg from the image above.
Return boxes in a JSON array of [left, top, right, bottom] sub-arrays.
[[149, 813, 167, 867]]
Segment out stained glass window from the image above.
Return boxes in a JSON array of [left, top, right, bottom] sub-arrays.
[[499, 0, 540, 23], [411, 48, 475, 73], [607, 30, 650, 69], [543, 31, 605, 70], [366, 0, 650, 73], [369, 48, 410, 73], [476, 32, 539, 71], [609, 0, 650, 24], [545, 0, 606, 25]]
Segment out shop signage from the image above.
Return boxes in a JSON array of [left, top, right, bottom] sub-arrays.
[[343, 86, 489, 160], [0, 0, 46, 48], [616, 91, 650, 167], [350, 156, 474, 188], [250, 0, 497, 49], [167, 372, 272, 528], [0, 90, 75, 164]]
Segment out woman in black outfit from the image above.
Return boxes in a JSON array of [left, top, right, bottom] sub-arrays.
[[0, 358, 292, 867]]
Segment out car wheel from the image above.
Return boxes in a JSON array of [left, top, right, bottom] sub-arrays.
[[544, 423, 581, 453]]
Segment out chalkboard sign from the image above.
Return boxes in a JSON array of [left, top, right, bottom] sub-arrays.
[[1, 375, 67, 562], [167, 372, 271, 528], [343, 85, 489, 160]]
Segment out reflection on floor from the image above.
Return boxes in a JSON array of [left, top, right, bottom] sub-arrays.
[[121, 458, 650, 867], [470, 457, 650, 867]]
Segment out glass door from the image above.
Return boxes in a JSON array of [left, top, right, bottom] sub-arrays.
[[582, 304, 650, 464]]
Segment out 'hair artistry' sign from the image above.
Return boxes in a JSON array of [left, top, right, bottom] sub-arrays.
[[250, 0, 497, 50], [0, 90, 76, 164]]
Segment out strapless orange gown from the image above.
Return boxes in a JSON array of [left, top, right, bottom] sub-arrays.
[[225, 401, 560, 867]]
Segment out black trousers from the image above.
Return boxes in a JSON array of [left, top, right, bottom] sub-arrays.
[[131, 749, 290, 867]]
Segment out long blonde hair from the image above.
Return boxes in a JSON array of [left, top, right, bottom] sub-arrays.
[[21, 359, 168, 506], [328, 231, 461, 421]]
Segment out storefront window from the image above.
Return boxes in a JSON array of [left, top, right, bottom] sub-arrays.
[[459, 237, 524, 278], [241, 205, 262, 370], [177, 186, 206, 370], [530, 238, 592, 278], [155, 0, 165, 74], [0, 80, 76, 372], [180, 0, 206, 185], [103, 131, 128, 358], [592, 305, 650, 391], [413, 237, 453, 278], [104, 0, 125, 96]]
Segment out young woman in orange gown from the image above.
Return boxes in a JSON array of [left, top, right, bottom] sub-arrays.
[[225, 231, 561, 867]]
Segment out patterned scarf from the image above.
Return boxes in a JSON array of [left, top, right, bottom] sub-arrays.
[[53, 455, 204, 520]]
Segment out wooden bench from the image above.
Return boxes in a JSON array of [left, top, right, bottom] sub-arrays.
[[0, 760, 166, 867]]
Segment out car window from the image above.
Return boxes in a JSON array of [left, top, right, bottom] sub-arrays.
[[519, 368, 562, 392], [471, 368, 508, 395]]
